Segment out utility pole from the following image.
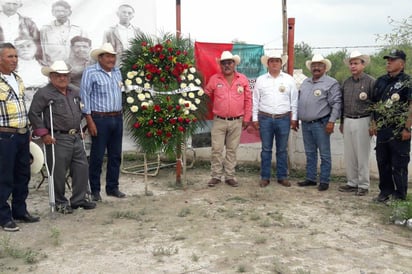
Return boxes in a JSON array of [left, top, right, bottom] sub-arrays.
[[282, 0, 287, 55], [176, 0, 181, 39]]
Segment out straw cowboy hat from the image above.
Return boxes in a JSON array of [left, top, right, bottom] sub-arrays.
[[41, 60, 71, 77], [260, 50, 288, 68], [217, 51, 241, 65], [90, 43, 117, 61], [343, 50, 370, 66], [305, 54, 332, 72], [30, 141, 44, 175]]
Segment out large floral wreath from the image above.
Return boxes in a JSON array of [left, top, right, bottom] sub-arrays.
[[121, 33, 208, 155]]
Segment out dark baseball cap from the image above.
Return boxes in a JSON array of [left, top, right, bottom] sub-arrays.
[[383, 49, 406, 61]]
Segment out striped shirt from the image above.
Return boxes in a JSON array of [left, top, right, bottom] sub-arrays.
[[0, 73, 28, 128], [80, 62, 123, 114]]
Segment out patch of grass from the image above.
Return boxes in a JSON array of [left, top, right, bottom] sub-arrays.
[[226, 196, 249, 203], [237, 264, 247, 272], [249, 213, 261, 221], [191, 253, 199, 262], [50, 227, 61, 246], [177, 207, 191, 217], [254, 236, 267, 244], [171, 235, 186, 241], [152, 246, 179, 256], [110, 210, 142, 221], [267, 211, 283, 222], [295, 269, 311, 274], [389, 195, 412, 221], [0, 236, 44, 264], [259, 218, 272, 227]]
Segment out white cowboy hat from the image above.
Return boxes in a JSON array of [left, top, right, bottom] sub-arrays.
[[30, 141, 44, 175], [90, 43, 117, 61], [41, 60, 71, 77], [217, 51, 241, 65], [343, 50, 370, 66], [260, 50, 288, 68], [305, 54, 332, 72]]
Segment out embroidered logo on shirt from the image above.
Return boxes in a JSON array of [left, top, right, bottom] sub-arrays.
[[359, 92, 368, 100], [279, 85, 285, 93], [394, 82, 403, 90], [313, 89, 322, 96], [237, 84, 244, 94]]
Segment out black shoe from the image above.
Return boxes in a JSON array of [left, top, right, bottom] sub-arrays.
[[56, 204, 73, 214], [2, 220, 19, 232], [13, 212, 40, 223], [373, 194, 390, 203], [91, 192, 102, 202], [338, 185, 358, 192], [318, 183, 329, 191], [297, 180, 317, 187], [106, 189, 126, 198], [71, 200, 96, 210]]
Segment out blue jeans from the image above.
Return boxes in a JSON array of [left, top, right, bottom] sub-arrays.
[[259, 115, 290, 180], [89, 114, 123, 193], [301, 116, 331, 184], [0, 132, 30, 225]]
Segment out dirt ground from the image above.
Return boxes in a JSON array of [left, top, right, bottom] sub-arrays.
[[1, 159, 411, 274]]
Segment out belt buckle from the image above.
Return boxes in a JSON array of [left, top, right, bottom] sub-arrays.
[[17, 128, 27, 134], [68, 129, 77, 135]]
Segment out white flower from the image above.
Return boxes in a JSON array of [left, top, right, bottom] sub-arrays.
[[126, 96, 134, 104], [188, 92, 195, 99], [187, 74, 194, 81], [385, 99, 393, 108], [190, 104, 197, 111], [180, 83, 187, 89], [136, 77, 143, 85], [391, 93, 400, 102], [189, 67, 196, 73], [144, 83, 151, 89], [182, 92, 187, 97], [134, 88, 142, 94], [194, 98, 201, 105], [183, 69, 188, 74], [184, 109, 189, 115], [138, 70, 145, 77], [195, 78, 201, 85], [188, 83, 195, 89], [359, 92, 368, 100], [127, 71, 135, 79], [148, 100, 153, 105], [184, 101, 192, 109], [145, 93, 151, 99], [125, 79, 132, 86], [178, 98, 185, 105], [180, 75, 186, 81], [137, 93, 146, 101], [130, 105, 138, 112], [198, 89, 204, 96], [141, 102, 149, 108]]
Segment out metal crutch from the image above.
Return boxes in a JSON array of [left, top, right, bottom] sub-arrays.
[[79, 123, 92, 201], [43, 100, 56, 213]]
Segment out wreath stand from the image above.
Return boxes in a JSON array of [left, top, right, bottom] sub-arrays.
[[120, 140, 196, 195]]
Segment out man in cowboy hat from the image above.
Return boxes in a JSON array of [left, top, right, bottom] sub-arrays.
[[297, 54, 341, 191], [0, 42, 39, 232], [80, 43, 125, 201], [370, 49, 412, 203], [252, 50, 298, 188], [29, 60, 96, 213], [204, 50, 252, 187], [338, 51, 375, 196]]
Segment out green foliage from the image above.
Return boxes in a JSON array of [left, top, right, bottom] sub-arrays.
[[293, 41, 313, 75], [376, 15, 412, 46], [389, 195, 412, 221]]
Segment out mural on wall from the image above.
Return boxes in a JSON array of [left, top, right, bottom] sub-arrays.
[[0, 0, 156, 94]]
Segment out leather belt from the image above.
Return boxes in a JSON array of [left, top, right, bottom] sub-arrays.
[[258, 111, 290, 119], [345, 114, 370, 119], [0, 126, 28, 134], [306, 115, 330, 124], [53, 129, 79, 135], [91, 111, 122, 117], [216, 115, 242, 121]]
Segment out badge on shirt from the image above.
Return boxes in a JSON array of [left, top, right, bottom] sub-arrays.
[[237, 84, 244, 94], [394, 81, 403, 90], [279, 85, 285, 93], [359, 92, 368, 100], [313, 89, 322, 96]]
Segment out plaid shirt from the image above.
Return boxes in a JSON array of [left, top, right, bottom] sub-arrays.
[[0, 73, 28, 128]]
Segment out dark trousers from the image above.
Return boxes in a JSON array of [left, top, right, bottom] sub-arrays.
[[89, 114, 123, 194], [376, 129, 410, 200], [0, 132, 30, 225]]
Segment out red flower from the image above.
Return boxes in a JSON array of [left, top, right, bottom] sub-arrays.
[[156, 130, 163, 136], [167, 105, 173, 111], [159, 54, 165, 60], [133, 122, 140, 128], [177, 117, 184, 123], [154, 44, 163, 52], [177, 126, 185, 132], [141, 41, 147, 47], [158, 117, 164, 123], [148, 119, 154, 126], [192, 118, 198, 123], [142, 105, 148, 110], [154, 105, 161, 112], [146, 132, 153, 137], [132, 64, 137, 70], [170, 118, 177, 124], [160, 77, 166, 83], [185, 118, 191, 123], [175, 105, 181, 110], [166, 132, 172, 138]]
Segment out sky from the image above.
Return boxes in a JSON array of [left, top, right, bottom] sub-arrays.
[[155, 0, 412, 55]]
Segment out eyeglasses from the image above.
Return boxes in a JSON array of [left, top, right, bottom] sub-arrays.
[[220, 60, 234, 66]]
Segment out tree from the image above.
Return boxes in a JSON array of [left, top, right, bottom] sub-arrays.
[[293, 41, 312, 75], [376, 15, 412, 46]]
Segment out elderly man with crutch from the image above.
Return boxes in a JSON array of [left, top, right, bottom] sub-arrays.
[[29, 60, 95, 214]]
